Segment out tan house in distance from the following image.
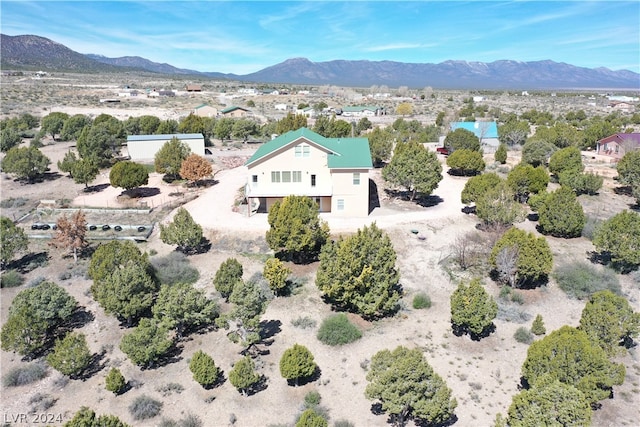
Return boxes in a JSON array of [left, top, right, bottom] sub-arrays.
[[596, 133, 640, 161], [221, 106, 250, 118], [193, 104, 218, 118], [245, 128, 373, 217]]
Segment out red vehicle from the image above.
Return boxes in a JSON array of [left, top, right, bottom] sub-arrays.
[[436, 146, 449, 156]]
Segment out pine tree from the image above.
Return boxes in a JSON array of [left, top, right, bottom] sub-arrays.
[[263, 257, 291, 296], [189, 350, 219, 388], [213, 258, 243, 301], [119, 318, 174, 368], [280, 344, 317, 386], [229, 356, 262, 396], [494, 143, 507, 164], [530, 314, 546, 336], [315, 223, 401, 319], [266, 195, 329, 263], [537, 186, 586, 238], [450, 278, 497, 338], [47, 332, 92, 378], [0, 216, 28, 267], [365, 346, 457, 426], [105, 367, 126, 394], [382, 140, 443, 201], [521, 326, 625, 404], [154, 137, 191, 179], [159, 207, 204, 253]]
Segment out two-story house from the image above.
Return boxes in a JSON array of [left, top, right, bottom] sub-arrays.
[[244, 128, 373, 217]]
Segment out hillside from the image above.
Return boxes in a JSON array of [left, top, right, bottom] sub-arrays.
[[1, 33, 639, 89]]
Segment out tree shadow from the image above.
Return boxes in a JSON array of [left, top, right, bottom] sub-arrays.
[[83, 183, 109, 193], [201, 370, 226, 390], [143, 344, 183, 370], [588, 250, 638, 274], [461, 205, 476, 215], [245, 375, 268, 396], [451, 322, 496, 341], [176, 237, 212, 255], [259, 319, 282, 341], [369, 179, 380, 214], [613, 185, 633, 197], [415, 414, 459, 427], [64, 307, 95, 330], [123, 187, 160, 198], [286, 365, 322, 387], [416, 195, 444, 208], [527, 212, 539, 221], [186, 179, 219, 188], [30, 172, 62, 183], [76, 351, 107, 380], [12, 251, 50, 273]]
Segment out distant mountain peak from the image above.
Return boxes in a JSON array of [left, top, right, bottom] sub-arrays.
[[2, 34, 638, 89]]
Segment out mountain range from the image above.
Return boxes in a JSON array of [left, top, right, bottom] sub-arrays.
[[2, 34, 639, 90]]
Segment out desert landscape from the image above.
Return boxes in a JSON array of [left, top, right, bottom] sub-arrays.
[[1, 73, 639, 427]]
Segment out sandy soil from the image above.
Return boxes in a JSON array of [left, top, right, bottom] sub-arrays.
[[1, 142, 639, 427]]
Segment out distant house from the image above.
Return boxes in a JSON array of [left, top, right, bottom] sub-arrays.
[[340, 106, 382, 117], [245, 128, 373, 217], [296, 106, 315, 117], [185, 84, 202, 92], [221, 106, 250, 118], [607, 101, 634, 113], [449, 121, 500, 150], [596, 133, 640, 161], [148, 89, 175, 97], [193, 104, 218, 118], [126, 133, 205, 161], [274, 104, 288, 112]]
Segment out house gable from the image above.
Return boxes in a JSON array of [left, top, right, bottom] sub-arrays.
[[245, 128, 372, 170]]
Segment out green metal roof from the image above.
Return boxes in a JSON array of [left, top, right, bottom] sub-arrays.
[[221, 106, 248, 114], [245, 128, 372, 169]]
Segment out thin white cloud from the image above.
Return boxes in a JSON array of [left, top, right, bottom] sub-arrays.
[[364, 43, 436, 52]]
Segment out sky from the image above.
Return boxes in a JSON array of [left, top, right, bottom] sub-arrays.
[[1, 1, 639, 74]]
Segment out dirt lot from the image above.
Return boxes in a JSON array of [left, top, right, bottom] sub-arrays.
[[1, 96, 639, 426]]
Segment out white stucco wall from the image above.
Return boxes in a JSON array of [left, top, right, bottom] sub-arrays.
[[127, 136, 205, 161]]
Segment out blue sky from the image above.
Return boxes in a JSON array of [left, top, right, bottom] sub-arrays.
[[2, 1, 639, 74]]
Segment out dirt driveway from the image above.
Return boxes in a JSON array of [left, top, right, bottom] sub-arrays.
[[184, 163, 468, 233]]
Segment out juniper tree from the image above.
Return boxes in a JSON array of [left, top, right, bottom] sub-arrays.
[[382, 140, 443, 201], [229, 356, 262, 396], [159, 207, 204, 253], [365, 346, 457, 427], [189, 350, 219, 388], [46, 332, 92, 378], [450, 278, 497, 338], [213, 258, 243, 301], [280, 344, 317, 386], [315, 223, 401, 319]]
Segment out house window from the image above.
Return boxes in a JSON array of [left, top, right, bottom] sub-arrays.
[[293, 171, 302, 182], [271, 171, 280, 183], [295, 145, 310, 158], [311, 174, 316, 187], [353, 172, 360, 185], [337, 199, 345, 211], [252, 175, 258, 186], [282, 171, 291, 183], [615, 145, 619, 153]]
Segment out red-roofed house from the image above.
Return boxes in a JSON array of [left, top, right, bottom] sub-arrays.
[[596, 133, 640, 161]]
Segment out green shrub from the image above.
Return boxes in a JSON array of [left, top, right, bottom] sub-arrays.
[[510, 291, 525, 305], [189, 350, 219, 388], [304, 390, 322, 407], [151, 252, 199, 286], [316, 314, 362, 346], [554, 262, 621, 299], [291, 316, 317, 329], [582, 216, 602, 240], [1, 269, 24, 288], [412, 292, 432, 309], [514, 327, 534, 344], [2, 362, 48, 387], [531, 314, 546, 335], [128, 395, 163, 420], [105, 368, 126, 394], [155, 382, 184, 396]]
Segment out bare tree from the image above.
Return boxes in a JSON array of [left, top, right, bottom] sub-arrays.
[[495, 245, 519, 287], [50, 210, 88, 263]]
